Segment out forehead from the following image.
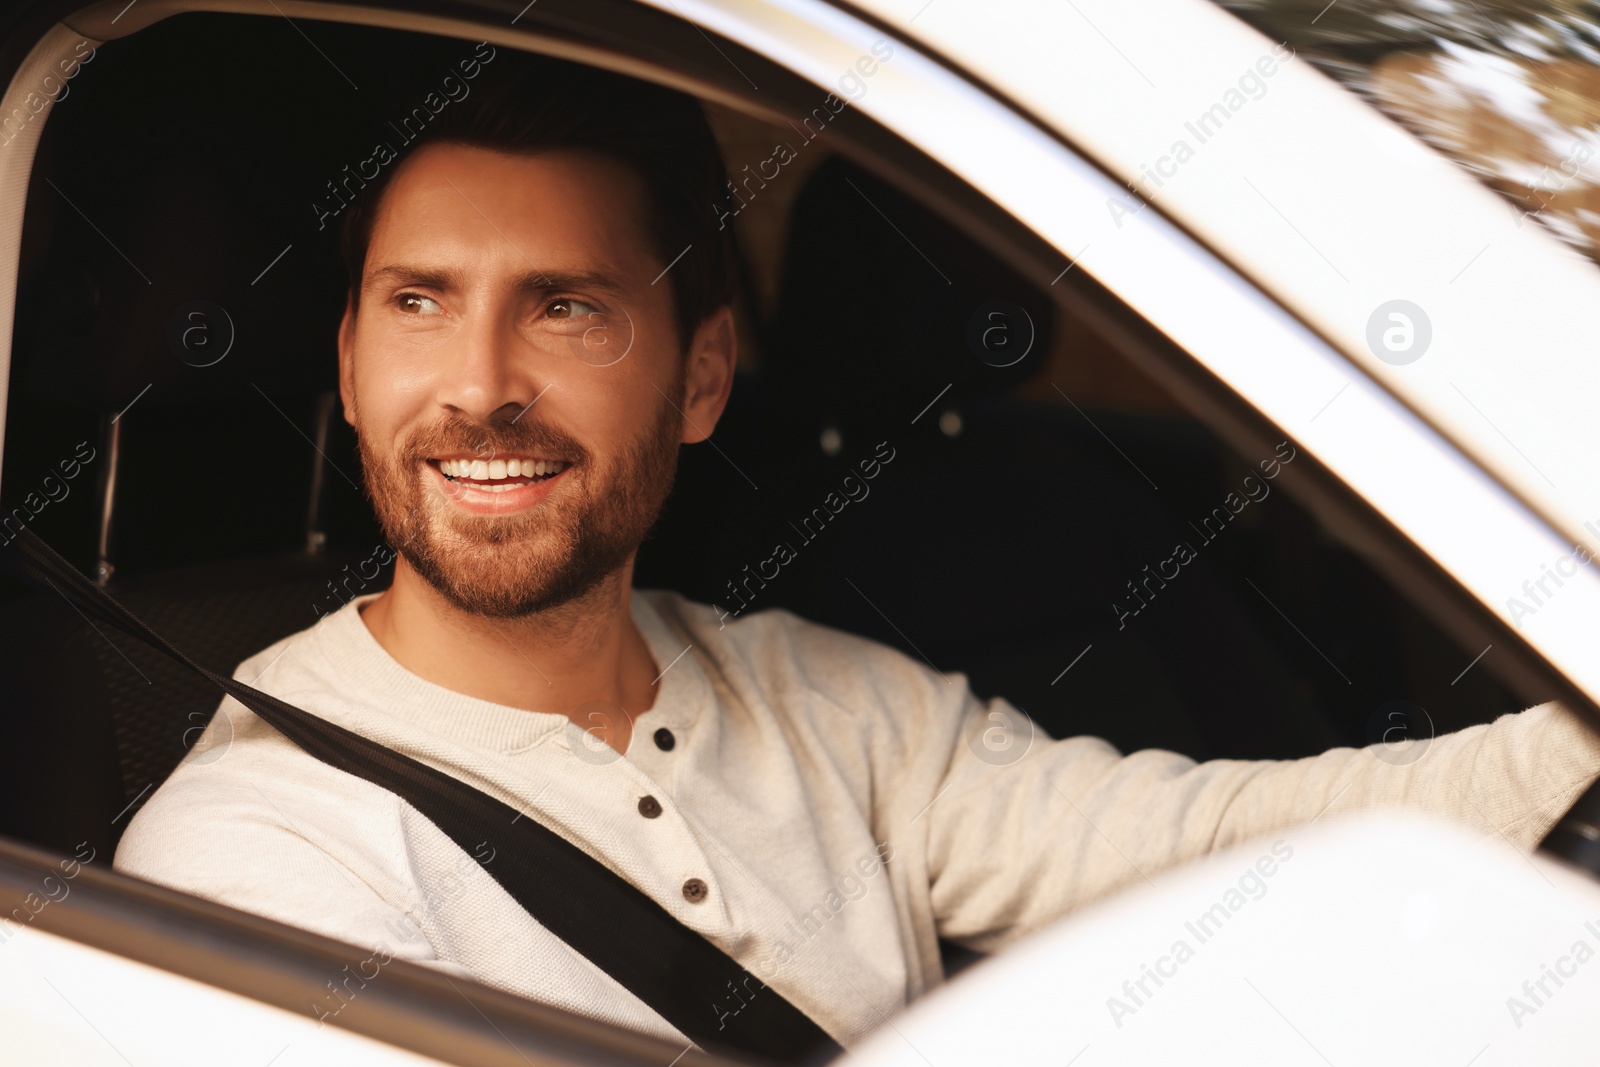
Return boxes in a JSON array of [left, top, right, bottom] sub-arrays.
[[365, 143, 656, 277]]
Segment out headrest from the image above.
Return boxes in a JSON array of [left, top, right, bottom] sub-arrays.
[[764, 155, 1054, 430]]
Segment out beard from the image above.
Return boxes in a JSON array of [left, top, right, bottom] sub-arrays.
[[357, 377, 683, 620]]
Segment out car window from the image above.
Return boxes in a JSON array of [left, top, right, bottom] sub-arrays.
[[1214, 0, 1600, 264], [0, 10, 1535, 797]]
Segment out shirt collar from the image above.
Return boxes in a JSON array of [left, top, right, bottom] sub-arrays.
[[630, 588, 709, 733], [305, 588, 709, 752]]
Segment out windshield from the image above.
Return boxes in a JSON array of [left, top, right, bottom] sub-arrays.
[[1216, 0, 1600, 263]]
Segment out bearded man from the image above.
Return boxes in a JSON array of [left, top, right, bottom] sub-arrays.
[[114, 54, 1600, 1053]]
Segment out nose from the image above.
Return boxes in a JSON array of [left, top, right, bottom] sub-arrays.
[[434, 298, 546, 424]]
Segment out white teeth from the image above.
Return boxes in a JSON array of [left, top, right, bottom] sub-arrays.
[[438, 457, 566, 483]]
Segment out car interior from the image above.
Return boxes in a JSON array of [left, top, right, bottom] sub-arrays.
[[0, 8, 1549, 867], [0, 7, 1582, 1049]]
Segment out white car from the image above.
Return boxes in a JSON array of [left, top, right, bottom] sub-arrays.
[[2, 0, 1600, 1063]]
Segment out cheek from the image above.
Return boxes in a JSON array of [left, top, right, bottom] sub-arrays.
[[352, 348, 433, 434], [560, 374, 643, 448], [565, 368, 676, 472], [573, 307, 678, 404]]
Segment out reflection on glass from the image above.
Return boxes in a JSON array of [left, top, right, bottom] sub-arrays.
[[1217, 0, 1600, 261]]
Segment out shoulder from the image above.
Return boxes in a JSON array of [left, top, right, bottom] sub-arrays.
[[111, 737, 417, 954], [113, 695, 405, 896], [228, 592, 373, 695]]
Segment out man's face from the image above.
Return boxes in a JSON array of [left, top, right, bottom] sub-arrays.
[[338, 143, 723, 618]]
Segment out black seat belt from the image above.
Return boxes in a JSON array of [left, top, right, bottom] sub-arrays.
[[6, 528, 843, 1066]]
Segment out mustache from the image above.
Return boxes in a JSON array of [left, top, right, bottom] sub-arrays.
[[395, 412, 590, 466]]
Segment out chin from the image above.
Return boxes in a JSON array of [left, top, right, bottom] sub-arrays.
[[402, 523, 626, 620]]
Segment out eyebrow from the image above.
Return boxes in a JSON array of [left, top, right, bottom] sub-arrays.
[[362, 264, 629, 296]]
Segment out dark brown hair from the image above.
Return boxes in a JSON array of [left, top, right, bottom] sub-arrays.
[[339, 53, 736, 350]]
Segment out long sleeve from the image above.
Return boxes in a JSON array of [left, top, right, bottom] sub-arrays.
[[920, 694, 1600, 954], [113, 720, 475, 982]]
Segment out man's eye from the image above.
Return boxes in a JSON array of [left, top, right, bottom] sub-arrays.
[[397, 293, 443, 315], [547, 297, 601, 320]]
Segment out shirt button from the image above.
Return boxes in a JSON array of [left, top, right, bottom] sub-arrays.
[[682, 878, 709, 904], [654, 728, 676, 751], [637, 795, 663, 819]]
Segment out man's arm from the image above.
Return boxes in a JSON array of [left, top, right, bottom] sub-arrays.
[[113, 763, 474, 981], [921, 693, 1600, 953]]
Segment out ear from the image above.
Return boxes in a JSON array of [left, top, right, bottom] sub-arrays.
[[679, 304, 737, 444], [337, 296, 358, 427]]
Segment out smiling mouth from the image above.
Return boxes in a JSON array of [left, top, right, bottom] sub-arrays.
[[429, 456, 571, 493]]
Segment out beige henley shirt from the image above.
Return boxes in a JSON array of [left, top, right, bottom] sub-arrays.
[[113, 589, 1600, 1048]]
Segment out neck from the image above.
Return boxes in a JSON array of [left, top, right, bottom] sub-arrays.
[[359, 556, 658, 753]]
